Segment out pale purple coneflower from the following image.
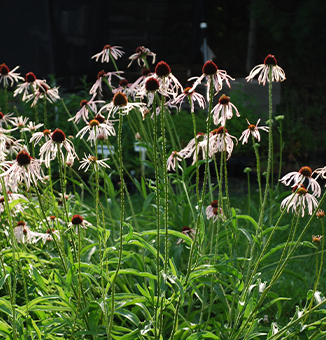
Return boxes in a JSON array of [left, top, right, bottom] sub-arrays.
[[280, 166, 321, 197], [14, 72, 46, 100], [0, 192, 28, 215], [99, 91, 146, 119], [153, 61, 183, 98], [206, 200, 226, 222], [189, 60, 234, 101], [171, 86, 206, 112], [176, 226, 196, 245], [9, 116, 29, 130], [67, 214, 92, 234], [203, 127, 237, 161], [0, 111, 15, 127], [21, 121, 44, 134], [129, 68, 153, 94], [239, 118, 269, 144], [30, 129, 51, 146], [280, 185, 319, 218], [91, 44, 124, 63], [39, 129, 78, 168], [68, 94, 105, 124], [25, 83, 60, 107], [166, 150, 188, 172], [0, 63, 24, 87], [78, 153, 111, 172], [76, 114, 116, 146], [0, 148, 44, 191], [128, 46, 156, 68], [246, 54, 286, 86], [89, 70, 124, 96], [211, 94, 240, 126]]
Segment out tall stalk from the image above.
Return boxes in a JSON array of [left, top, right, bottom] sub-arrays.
[[108, 113, 124, 339], [1, 179, 17, 340], [152, 93, 161, 340], [170, 78, 214, 339]]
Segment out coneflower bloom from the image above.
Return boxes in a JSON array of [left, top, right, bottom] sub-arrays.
[[0, 63, 24, 87], [0, 148, 44, 191], [153, 61, 183, 98], [312, 234, 323, 246], [0, 128, 17, 159], [5, 138, 24, 157], [35, 228, 60, 244], [91, 44, 124, 63], [130, 68, 153, 93], [189, 60, 234, 101], [136, 77, 164, 107], [25, 83, 60, 107], [211, 94, 240, 126], [41, 215, 65, 227], [313, 167, 326, 181], [239, 118, 269, 144], [39, 129, 78, 168], [166, 150, 188, 171], [176, 226, 196, 245], [67, 214, 92, 233], [68, 94, 105, 124], [30, 129, 51, 146], [14, 221, 35, 244], [13, 72, 46, 100], [0, 192, 28, 214], [179, 132, 207, 165], [21, 121, 44, 134], [9, 116, 29, 130], [280, 185, 319, 217], [171, 87, 206, 112], [128, 46, 156, 68], [76, 114, 116, 146], [0, 111, 15, 127], [205, 127, 237, 160], [89, 70, 124, 96], [99, 91, 146, 118], [112, 78, 133, 96], [78, 154, 111, 172], [246, 54, 286, 86], [206, 200, 226, 222], [280, 166, 321, 197]]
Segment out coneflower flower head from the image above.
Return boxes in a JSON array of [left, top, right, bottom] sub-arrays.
[[246, 54, 286, 85]]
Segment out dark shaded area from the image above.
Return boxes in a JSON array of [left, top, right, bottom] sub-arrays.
[[1, 0, 326, 171], [1, 0, 325, 87]]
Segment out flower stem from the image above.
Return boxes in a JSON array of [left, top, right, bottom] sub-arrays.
[[108, 113, 124, 339], [170, 77, 214, 339], [252, 136, 262, 208], [152, 93, 161, 340]]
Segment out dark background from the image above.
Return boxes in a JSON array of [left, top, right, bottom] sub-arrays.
[[1, 0, 326, 169], [1, 0, 325, 88]]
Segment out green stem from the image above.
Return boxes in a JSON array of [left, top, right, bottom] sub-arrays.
[[252, 137, 262, 208], [170, 77, 214, 339], [152, 93, 161, 340], [108, 113, 124, 339], [1, 179, 17, 340]]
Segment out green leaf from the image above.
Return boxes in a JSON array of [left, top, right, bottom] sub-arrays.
[[31, 319, 42, 340], [142, 192, 155, 213], [115, 308, 140, 326], [66, 267, 73, 291], [0, 274, 9, 290], [186, 331, 220, 339], [236, 214, 258, 230], [124, 223, 133, 242], [31, 266, 47, 292]]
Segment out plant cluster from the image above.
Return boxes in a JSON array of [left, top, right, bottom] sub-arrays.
[[0, 46, 326, 340]]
